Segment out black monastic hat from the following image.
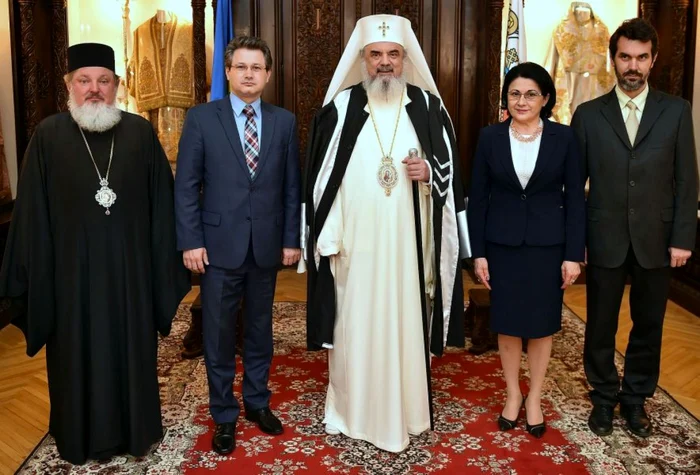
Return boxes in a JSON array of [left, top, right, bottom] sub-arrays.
[[67, 43, 115, 73]]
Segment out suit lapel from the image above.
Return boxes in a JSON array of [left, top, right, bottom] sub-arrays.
[[600, 89, 632, 149], [526, 119, 556, 189], [253, 102, 277, 181], [496, 120, 523, 190], [216, 98, 250, 178], [634, 89, 665, 147]]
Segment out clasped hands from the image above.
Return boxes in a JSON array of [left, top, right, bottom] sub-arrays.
[[183, 247, 301, 273]]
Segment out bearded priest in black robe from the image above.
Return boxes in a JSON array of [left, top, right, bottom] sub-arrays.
[[0, 43, 190, 464], [298, 15, 471, 452]]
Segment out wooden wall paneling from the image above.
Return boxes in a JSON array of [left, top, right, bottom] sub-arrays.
[[192, 0, 208, 104], [14, 0, 62, 163], [257, 0, 281, 105], [644, 0, 695, 99], [280, 0, 295, 112], [16, 0, 40, 154], [421, 0, 433, 70], [435, 0, 460, 125], [233, 0, 252, 36], [458, 0, 480, 188], [51, 0, 68, 114], [284, 0, 343, 156], [485, 0, 504, 125], [684, 0, 698, 101], [670, 0, 691, 97], [343, 0, 357, 45], [640, 0, 659, 27], [359, 0, 372, 17]]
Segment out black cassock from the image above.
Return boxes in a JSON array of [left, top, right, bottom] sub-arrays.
[[0, 112, 190, 464]]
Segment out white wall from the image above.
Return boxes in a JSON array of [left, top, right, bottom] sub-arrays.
[[0, 0, 17, 199]]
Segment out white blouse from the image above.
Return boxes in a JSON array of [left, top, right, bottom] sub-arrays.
[[509, 120, 543, 189]]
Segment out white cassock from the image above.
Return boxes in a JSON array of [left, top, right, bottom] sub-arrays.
[[318, 90, 434, 452]]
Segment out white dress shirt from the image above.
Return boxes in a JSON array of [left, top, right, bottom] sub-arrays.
[[615, 82, 649, 122]]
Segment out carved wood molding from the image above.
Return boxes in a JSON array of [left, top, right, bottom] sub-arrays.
[[640, 0, 659, 27], [295, 1, 341, 154], [51, 0, 68, 112], [192, 0, 207, 104], [487, 0, 504, 124], [669, 0, 690, 96], [17, 0, 39, 144], [356, 0, 362, 20]]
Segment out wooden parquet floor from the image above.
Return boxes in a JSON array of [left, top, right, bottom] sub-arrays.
[[0, 270, 698, 473]]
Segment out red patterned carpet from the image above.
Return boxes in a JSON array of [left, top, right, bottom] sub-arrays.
[[16, 302, 700, 474]]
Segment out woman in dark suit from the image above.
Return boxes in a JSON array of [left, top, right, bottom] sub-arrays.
[[467, 62, 585, 438]]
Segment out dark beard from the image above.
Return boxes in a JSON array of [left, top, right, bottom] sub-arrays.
[[616, 69, 647, 92]]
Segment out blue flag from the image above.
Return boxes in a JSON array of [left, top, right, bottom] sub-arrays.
[[210, 0, 234, 101]]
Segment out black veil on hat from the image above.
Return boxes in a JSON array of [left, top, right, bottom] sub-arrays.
[[67, 43, 115, 73]]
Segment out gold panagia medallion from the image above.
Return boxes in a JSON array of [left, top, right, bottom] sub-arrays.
[[377, 155, 398, 196]]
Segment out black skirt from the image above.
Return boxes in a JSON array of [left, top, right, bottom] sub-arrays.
[[486, 241, 565, 338]]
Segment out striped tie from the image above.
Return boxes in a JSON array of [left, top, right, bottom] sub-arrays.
[[243, 105, 259, 177]]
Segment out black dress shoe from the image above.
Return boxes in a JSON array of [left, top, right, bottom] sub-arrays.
[[497, 394, 524, 431], [245, 407, 284, 435], [620, 404, 652, 437], [212, 422, 236, 455], [588, 404, 615, 436], [524, 400, 546, 438]]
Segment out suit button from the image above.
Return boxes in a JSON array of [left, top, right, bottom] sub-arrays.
[[521, 194, 527, 200], [246, 217, 251, 221], [630, 208, 635, 215], [630, 152, 636, 159], [629, 180, 635, 187]]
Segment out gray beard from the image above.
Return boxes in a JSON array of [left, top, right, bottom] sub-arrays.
[[361, 61, 406, 103], [68, 92, 122, 133]]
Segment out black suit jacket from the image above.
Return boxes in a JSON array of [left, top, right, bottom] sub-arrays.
[[571, 88, 698, 269], [467, 119, 586, 262]]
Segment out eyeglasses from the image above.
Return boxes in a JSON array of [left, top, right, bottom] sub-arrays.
[[507, 91, 544, 102], [232, 64, 266, 74]]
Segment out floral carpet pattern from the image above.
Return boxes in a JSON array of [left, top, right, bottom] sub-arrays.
[[16, 303, 700, 474]]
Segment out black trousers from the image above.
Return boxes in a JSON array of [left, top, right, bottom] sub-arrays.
[[583, 245, 671, 406]]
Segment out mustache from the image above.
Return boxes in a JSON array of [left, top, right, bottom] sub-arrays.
[[86, 93, 104, 100], [377, 66, 393, 73], [624, 71, 642, 77]]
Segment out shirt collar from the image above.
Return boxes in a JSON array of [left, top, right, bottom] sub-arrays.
[[615, 82, 649, 113], [230, 93, 262, 118]]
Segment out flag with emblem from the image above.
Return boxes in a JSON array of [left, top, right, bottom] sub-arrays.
[[501, 0, 527, 120]]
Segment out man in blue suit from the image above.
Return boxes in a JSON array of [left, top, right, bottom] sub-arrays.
[[175, 36, 301, 455]]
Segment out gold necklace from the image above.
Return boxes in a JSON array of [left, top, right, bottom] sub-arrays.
[[510, 122, 543, 143], [367, 89, 404, 196]]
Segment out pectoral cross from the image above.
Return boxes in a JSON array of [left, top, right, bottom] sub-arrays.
[[378, 21, 390, 37]]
